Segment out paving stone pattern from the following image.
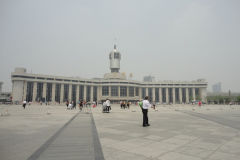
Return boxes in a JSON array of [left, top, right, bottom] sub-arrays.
[[1, 104, 240, 160], [92, 104, 240, 160]]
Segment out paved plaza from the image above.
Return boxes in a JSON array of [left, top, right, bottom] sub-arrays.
[[1, 104, 240, 160]]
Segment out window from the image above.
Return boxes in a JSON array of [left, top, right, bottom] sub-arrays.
[[37, 77, 45, 80], [93, 86, 97, 101], [114, 52, 120, 59], [111, 86, 118, 96], [46, 83, 52, 102], [55, 84, 61, 103], [26, 82, 33, 102], [64, 84, 69, 101], [72, 85, 76, 101], [135, 87, 139, 96], [129, 87, 134, 97], [102, 86, 109, 96], [162, 88, 166, 102], [169, 88, 172, 103], [120, 86, 127, 97], [36, 83, 43, 101], [142, 88, 146, 99], [155, 88, 159, 102], [79, 85, 84, 100], [148, 88, 152, 101], [86, 86, 91, 102]]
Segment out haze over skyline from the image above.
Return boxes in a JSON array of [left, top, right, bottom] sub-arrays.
[[1, 0, 240, 92]]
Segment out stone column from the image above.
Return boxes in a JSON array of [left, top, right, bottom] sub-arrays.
[[166, 88, 169, 104], [97, 86, 101, 102], [83, 85, 87, 101], [23, 81, 27, 101], [118, 86, 120, 98], [172, 88, 175, 104], [146, 87, 148, 96], [159, 88, 162, 104], [127, 86, 129, 98], [90, 86, 93, 102], [96, 86, 99, 102], [152, 88, 156, 102], [186, 88, 189, 103], [60, 83, 64, 103], [52, 83, 56, 103], [32, 82, 37, 102], [76, 85, 79, 101], [109, 86, 111, 97], [139, 87, 142, 100], [179, 88, 183, 104], [42, 82, 47, 100], [192, 88, 196, 101], [133, 87, 136, 97]]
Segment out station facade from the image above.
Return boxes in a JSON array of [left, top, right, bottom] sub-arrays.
[[11, 46, 207, 104]]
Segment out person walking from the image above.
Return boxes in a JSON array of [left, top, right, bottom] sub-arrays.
[[72, 101, 76, 109], [123, 101, 126, 109], [106, 98, 111, 113], [79, 100, 83, 111], [127, 101, 130, 109], [142, 96, 151, 127], [66, 100, 69, 109], [22, 100, 27, 109]]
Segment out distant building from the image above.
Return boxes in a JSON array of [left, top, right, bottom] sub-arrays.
[[0, 82, 12, 104], [143, 76, 155, 82], [11, 45, 208, 104], [212, 82, 222, 93], [0, 82, 2, 93]]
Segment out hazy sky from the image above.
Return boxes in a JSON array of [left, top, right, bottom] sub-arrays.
[[1, 0, 240, 92]]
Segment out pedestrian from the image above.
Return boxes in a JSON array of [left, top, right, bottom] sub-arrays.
[[68, 102, 72, 110], [106, 98, 111, 113], [79, 100, 83, 111], [102, 101, 107, 113], [198, 101, 202, 107], [127, 101, 130, 109], [66, 100, 69, 109], [142, 96, 151, 127], [73, 101, 76, 109], [152, 102, 158, 111], [120, 101, 123, 109], [92, 101, 96, 108], [22, 100, 27, 109]]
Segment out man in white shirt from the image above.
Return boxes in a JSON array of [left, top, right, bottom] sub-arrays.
[[106, 99, 111, 113], [142, 96, 151, 127]]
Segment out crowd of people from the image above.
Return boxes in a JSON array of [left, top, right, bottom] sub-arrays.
[[21, 97, 160, 128], [120, 101, 131, 109]]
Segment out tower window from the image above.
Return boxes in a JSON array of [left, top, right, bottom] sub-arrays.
[[114, 53, 120, 59]]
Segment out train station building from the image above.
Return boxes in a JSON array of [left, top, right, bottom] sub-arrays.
[[11, 45, 207, 104]]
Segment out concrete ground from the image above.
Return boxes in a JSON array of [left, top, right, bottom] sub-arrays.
[[0, 104, 240, 160]]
